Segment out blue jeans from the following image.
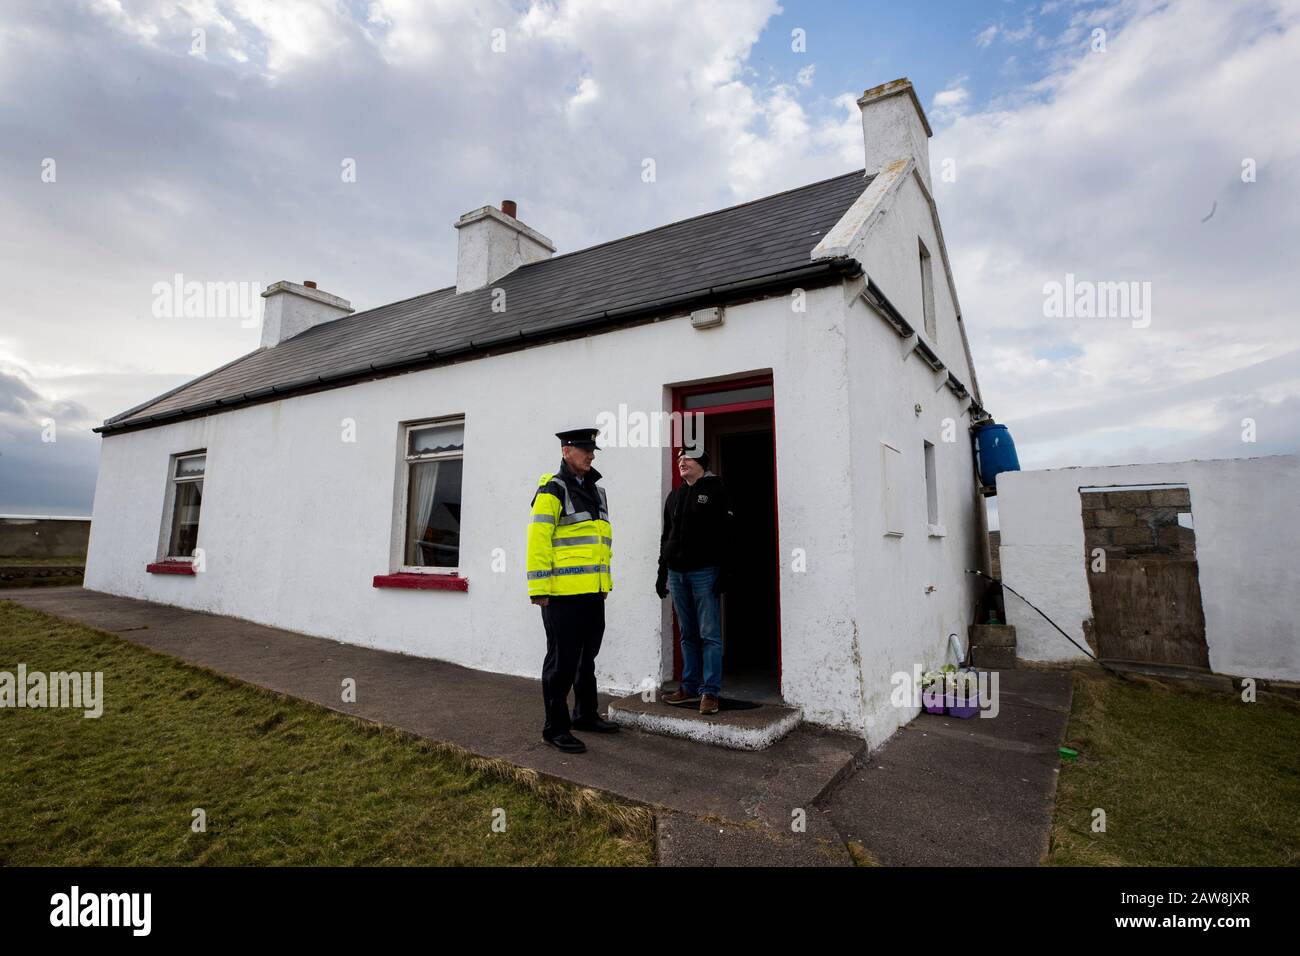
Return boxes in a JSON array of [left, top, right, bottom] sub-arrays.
[[668, 567, 722, 698]]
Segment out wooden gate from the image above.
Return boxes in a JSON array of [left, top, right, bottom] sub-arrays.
[[1087, 558, 1209, 668], [1081, 485, 1210, 670]]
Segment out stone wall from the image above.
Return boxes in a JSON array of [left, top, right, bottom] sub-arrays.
[[1080, 487, 1195, 561], [0, 516, 91, 558]]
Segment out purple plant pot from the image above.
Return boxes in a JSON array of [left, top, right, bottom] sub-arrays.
[[921, 684, 946, 714], [945, 688, 980, 719]]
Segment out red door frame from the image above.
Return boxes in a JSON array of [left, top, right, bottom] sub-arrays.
[[668, 373, 783, 696]]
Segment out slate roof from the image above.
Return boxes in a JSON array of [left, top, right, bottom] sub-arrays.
[[100, 169, 870, 433]]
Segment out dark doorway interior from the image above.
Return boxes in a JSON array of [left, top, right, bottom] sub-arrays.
[[685, 407, 781, 702], [716, 423, 779, 700]]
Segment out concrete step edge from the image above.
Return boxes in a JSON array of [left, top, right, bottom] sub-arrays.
[[607, 702, 803, 751]]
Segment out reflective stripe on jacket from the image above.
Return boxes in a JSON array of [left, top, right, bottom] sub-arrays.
[[526, 467, 613, 596]]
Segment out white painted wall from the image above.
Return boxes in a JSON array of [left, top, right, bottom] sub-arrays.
[[86, 284, 879, 730], [861, 173, 972, 385], [841, 170, 985, 748], [998, 456, 1300, 681]]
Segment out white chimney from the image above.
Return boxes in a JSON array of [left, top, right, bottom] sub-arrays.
[[259, 280, 353, 348], [454, 200, 555, 293], [857, 78, 934, 194]]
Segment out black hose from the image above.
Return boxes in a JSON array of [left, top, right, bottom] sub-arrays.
[[966, 568, 1126, 679]]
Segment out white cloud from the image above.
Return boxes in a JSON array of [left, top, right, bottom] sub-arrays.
[[931, 78, 970, 124], [935, 0, 1300, 465], [0, 359, 102, 514], [933, 87, 968, 109], [1002, 19, 1037, 44], [0, 0, 840, 445], [931, 75, 971, 123]]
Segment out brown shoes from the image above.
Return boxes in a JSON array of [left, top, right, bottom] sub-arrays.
[[664, 689, 719, 714]]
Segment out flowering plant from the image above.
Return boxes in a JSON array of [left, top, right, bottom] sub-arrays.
[[919, 664, 956, 689]]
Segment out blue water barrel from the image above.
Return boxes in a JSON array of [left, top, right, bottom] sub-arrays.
[[974, 423, 1020, 486]]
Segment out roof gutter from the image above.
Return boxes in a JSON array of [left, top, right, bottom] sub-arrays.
[[95, 259, 861, 435], [860, 276, 986, 419]]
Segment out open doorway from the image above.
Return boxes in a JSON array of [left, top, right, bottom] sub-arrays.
[[671, 377, 781, 702]]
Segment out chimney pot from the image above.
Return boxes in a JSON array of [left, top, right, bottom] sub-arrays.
[[304, 280, 317, 289], [259, 280, 353, 348], [454, 202, 555, 293]]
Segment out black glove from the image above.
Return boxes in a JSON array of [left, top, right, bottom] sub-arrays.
[[712, 571, 727, 596], [655, 574, 669, 599]]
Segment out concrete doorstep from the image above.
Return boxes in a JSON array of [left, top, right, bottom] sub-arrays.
[[607, 692, 802, 750], [3, 587, 1073, 867]]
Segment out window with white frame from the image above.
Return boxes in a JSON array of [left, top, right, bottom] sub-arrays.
[[919, 237, 936, 342], [923, 440, 940, 527], [166, 451, 206, 559], [881, 441, 904, 536], [401, 418, 464, 571]]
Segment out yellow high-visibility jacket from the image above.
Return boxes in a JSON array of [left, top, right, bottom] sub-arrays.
[[526, 467, 612, 596]]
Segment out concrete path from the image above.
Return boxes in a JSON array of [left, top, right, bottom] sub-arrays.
[[825, 669, 1073, 865], [3, 588, 1071, 866]]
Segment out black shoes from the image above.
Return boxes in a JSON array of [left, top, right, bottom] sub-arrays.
[[571, 716, 620, 733], [543, 732, 586, 753], [543, 713, 618, 752]]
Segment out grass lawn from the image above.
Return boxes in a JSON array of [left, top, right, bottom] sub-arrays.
[[1049, 667, 1300, 866], [0, 601, 654, 866]]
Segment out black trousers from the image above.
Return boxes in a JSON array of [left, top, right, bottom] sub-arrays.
[[540, 593, 606, 738]]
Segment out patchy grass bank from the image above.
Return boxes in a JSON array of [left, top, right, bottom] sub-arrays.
[[0, 601, 653, 866], [1049, 667, 1300, 866]]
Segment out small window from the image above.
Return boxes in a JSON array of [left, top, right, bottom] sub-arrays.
[[881, 442, 904, 536], [919, 238, 936, 341], [167, 452, 206, 559], [401, 419, 464, 571], [923, 441, 940, 528]]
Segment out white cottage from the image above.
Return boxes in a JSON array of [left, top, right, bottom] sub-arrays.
[[85, 78, 990, 748]]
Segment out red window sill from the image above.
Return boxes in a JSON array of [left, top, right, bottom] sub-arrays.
[[373, 573, 468, 592], [147, 561, 196, 575]]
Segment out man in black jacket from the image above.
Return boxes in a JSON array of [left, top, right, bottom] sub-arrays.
[[656, 447, 735, 715]]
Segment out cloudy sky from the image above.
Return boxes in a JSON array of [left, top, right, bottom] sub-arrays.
[[1, 0, 1296, 515]]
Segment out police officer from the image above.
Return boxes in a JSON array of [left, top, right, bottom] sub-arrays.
[[526, 427, 619, 754]]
